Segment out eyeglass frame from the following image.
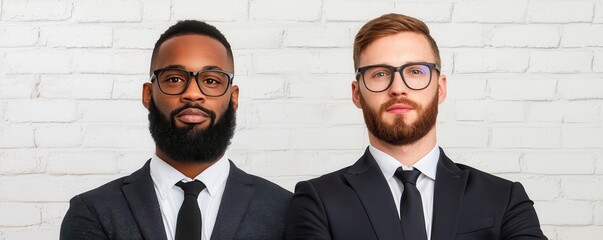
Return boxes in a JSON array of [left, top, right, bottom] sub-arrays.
[[355, 62, 441, 92], [150, 67, 235, 97]]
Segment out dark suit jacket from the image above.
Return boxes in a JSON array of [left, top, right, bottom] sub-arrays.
[[285, 148, 547, 240], [61, 160, 292, 240]]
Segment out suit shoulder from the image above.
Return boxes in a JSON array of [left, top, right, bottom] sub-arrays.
[[245, 172, 293, 200], [299, 166, 351, 191], [74, 161, 151, 203], [77, 175, 129, 201], [70, 174, 143, 216], [455, 163, 514, 187]]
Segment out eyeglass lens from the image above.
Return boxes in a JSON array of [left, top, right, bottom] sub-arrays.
[[156, 69, 230, 96], [362, 64, 432, 91]]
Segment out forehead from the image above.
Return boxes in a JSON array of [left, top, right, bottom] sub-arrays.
[[154, 34, 232, 71], [360, 32, 435, 67]]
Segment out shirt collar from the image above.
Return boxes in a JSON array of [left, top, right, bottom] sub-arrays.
[[150, 153, 230, 199], [369, 144, 439, 181]]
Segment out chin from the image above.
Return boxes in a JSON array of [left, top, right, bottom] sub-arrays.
[[383, 114, 413, 123], [189, 123, 212, 132]]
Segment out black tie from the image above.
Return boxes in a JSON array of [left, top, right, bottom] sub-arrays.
[[395, 167, 427, 240], [175, 180, 206, 240]]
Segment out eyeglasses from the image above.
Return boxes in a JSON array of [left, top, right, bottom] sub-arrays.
[[355, 62, 440, 92], [151, 67, 234, 97]]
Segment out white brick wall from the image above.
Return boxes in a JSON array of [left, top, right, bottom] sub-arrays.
[[454, 0, 528, 23], [251, 0, 322, 21], [72, 1, 142, 23], [530, 50, 593, 73], [489, 25, 560, 48], [455, 50, 529, 73], [527, 1, 594, 23], [0, 0, 602, 239], [2, 0, 72, 21]]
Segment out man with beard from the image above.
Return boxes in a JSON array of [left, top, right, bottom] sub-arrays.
[[61, 20, 291, 240], [284, 14, 547, 240]]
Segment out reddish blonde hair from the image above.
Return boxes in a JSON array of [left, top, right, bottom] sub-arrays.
[[353, 13, 441, 69]]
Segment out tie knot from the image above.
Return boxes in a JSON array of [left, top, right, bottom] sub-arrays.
[[395, 167, 421, 185], [176, 180, 206, 198]]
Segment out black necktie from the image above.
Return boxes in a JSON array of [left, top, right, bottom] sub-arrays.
[[175, 180, 206, 240], [395, 167, 427, 240]]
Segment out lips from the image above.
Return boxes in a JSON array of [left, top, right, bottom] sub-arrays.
[[174, 108, 210, 124], [386, 103, 413, 114]]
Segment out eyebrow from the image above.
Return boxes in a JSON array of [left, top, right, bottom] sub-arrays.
[[160, 64, 224, 71]]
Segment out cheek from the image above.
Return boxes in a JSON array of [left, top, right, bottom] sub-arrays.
[[362, 93, 385, 108], [421, 89, 440, 108], [209, 96, 232, 119], [152, 93, 178, 117]]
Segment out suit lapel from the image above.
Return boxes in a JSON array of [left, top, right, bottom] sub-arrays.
[[431, 148, 468, 240], [343, 148, 403, 240], [210, 161, 254, 240], [122, 160, 168, 240]]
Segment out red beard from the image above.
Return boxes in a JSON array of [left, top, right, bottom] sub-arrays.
[[359, 91, 438, 146]]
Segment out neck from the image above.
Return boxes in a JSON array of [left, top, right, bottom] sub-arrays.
[[155, 148, 218, 179], [368, 127, 437, 167]]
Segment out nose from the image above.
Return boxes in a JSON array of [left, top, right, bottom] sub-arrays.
[[181, 76, 206, 102], [388, 71, 409, 97]]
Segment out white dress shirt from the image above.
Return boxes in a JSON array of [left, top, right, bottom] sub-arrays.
[[150, 154, 230, 240], [370, 144, 439, 240]]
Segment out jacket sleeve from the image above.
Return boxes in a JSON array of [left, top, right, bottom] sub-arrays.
[[60, 195, 109, 240], [501, 182, 548, 240], [284, 180, 331, 240]]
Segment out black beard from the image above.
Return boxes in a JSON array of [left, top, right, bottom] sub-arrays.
[[148, 98, 236, 163]]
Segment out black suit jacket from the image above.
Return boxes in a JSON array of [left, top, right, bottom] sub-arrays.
[[285, 148, 547, 240], [61, 160, 292, 240]]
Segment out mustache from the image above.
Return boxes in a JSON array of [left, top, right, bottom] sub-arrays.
[[169, 103, 216, 121], [379, 97, 420, 113]]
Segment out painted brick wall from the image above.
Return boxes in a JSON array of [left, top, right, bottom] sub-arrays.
[[0, 0, 602, 239]]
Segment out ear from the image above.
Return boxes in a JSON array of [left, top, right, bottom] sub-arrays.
[[437, 74, 447, 104], [142, 82, 153, 110], [230, 84, 239, 111], [351, 81, 362, 109]]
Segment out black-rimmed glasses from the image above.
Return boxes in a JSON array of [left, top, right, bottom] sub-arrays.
[[355, 62, 440, 92], [151, 67, 234, 97]]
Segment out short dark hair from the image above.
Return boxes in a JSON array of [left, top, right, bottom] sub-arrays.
[[150, 20, 233, 74]]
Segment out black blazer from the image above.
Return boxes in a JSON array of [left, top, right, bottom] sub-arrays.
[[61, 160, 292, 240], [285, 148, 547, 240]]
